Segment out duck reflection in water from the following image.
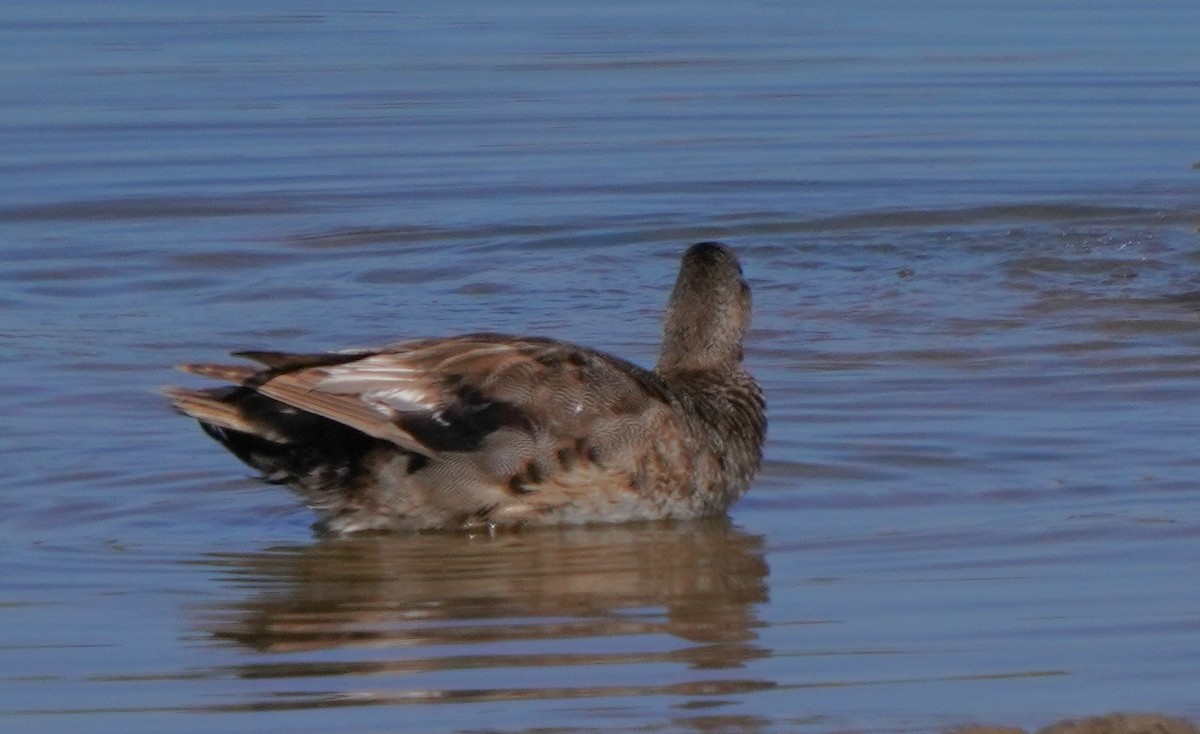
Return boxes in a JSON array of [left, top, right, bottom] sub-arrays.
[[197, 520, 770, 686]]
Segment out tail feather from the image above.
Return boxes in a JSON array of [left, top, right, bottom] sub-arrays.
[[165, 383, 385, 505], [163, 386, 264, 435], [176, 363, 259, 384]]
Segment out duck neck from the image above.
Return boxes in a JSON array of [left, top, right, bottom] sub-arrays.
[[655, 303, 744, 376]]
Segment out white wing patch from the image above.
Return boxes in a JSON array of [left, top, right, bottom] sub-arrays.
[[362, 388, 438, 415], [317, 355, 441, 413]]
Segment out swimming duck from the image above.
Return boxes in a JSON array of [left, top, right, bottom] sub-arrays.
[[166, 242, 765, 534]]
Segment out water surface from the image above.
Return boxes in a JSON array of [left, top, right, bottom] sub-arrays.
[[2, 2, 1200, 733]]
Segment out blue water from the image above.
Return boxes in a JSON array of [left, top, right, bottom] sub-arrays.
[[2, 3, 1200, 733]]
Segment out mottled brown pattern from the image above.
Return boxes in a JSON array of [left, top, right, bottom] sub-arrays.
[[166, 242, 766, 534], [554, 446, 576, 472]]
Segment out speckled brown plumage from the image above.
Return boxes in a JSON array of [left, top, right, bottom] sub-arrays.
[[165, 242, 766, 534]]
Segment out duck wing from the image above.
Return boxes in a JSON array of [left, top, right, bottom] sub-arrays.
[[179, 333, 670, 464]]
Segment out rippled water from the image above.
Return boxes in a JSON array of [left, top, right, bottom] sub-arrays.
[[3, 3, 1200, 733]]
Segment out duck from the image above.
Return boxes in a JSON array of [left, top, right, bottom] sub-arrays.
[[165, 242, 766, 534]]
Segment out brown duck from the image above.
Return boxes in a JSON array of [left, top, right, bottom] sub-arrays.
[[166, 242, 765, 534]]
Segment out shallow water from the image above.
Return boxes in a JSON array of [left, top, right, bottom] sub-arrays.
[[2, 2, 1200, 733]]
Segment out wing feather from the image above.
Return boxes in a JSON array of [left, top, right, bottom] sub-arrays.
[[251, 371, 434, 456], [177, 335, 668, 469]]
